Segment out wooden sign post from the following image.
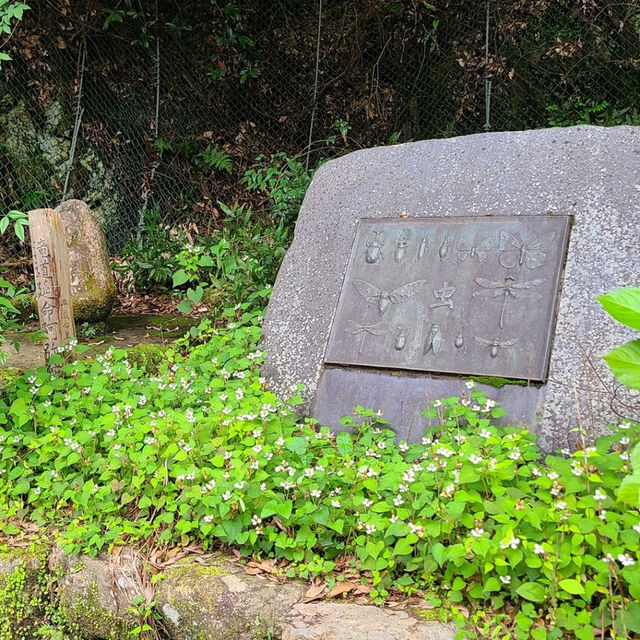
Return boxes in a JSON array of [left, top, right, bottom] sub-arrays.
[[28, 209, 76, 364]]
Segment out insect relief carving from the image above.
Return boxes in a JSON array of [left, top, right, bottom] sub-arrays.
[[325, 215, 569, 381], [347, 321, 388, 354], [498, 232, 548, 269], [365, 231, 385, 264], [424, 323, 442, 356], [473, 276, 545, 329], [395, 230, 410, 263], [456, 237, 492, 262], [474, 336, 518, 358], [351, 279, 427, 315]]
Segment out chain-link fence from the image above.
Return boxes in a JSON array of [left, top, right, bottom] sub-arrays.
[[2, 0, 639, 270]]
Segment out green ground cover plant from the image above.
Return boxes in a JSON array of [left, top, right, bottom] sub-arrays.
[[0, 310, 639, 639]]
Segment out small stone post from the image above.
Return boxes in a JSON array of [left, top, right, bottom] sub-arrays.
[[28, 208, 76, 364]]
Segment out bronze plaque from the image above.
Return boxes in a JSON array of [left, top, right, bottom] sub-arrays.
[[325, 216, 570, 381]]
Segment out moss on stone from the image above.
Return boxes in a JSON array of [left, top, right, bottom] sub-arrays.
[[0, 547, 50, 640], [126, 343, 166, 375], [0, 369, 23, 396], [61, 581, 133, 640], [409, 605, 454, 623], [468, 376, 528, 388], [72, 284, 117, 324]]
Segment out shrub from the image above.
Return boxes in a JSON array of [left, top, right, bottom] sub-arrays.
[[0, 314, 639, 638]]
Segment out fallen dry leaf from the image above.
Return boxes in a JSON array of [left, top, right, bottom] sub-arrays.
[[327, 581, 357, 598], [301, 583, 326, 603]]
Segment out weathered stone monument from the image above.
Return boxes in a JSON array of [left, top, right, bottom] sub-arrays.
[[262, 126, 640, 451], [56, 199, 116, 323]]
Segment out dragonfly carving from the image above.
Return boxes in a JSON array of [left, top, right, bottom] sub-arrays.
[[351, 279, 427, 315], [347, 321, 388, 354], [473, 276, 546, 329], [498, 232, 547, 269]]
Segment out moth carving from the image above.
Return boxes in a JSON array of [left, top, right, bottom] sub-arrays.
[[498, 232, 548, 269], [351, 279, 427, 315]]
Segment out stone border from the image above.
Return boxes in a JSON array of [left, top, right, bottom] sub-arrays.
[[0, 546, 457, 640]]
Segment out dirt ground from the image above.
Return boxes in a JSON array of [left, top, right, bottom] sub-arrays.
[[1, 314, 196, 371]]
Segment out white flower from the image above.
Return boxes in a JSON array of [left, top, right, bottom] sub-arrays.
[[620, 437, 630, 445], [235, 389, 244, 400], [499, 575, 511, 585], [399, 443, 409, 453], [276, 437, 285, 447], [599, 510, 607, 521], [480, 429, 492, 439], [365, 523, 376, 535], [594, 488, 607, 501], [469, 454, 483, 465], [533, 544, 545, 555], [470, 528, 484, 538], [484, 399, 496, 409], [554, 501, 567, 511], [222, 491, 232, 500], [633, 524, 640, 533], [618, 553, 636, 567], [203, 514, 214, 524], [251, 514, 262, 526], [393, 495, 405, 507], [547, 471, 559, 480], [310, 489, 321, 498], [362, 498, 373, 508], [408, 522, 423, 536], [618, 422, 631, 430], [508, 447, 521, 461], [465, 380, 475, 389], [500, 536, 520, 550], [331, 499, 341, 508]]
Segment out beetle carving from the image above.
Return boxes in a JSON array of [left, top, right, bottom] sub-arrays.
[[365, 231, 385, 264]]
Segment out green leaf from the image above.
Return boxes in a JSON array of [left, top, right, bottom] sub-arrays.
[[177, 300, 193, 314], [558, 579, 585, 595], [186, 285, 204, 303], [598, 288, 640, 330], [431, 542, 446, 567], [618, 472, 640, 507], [336, 432, 353, 457], [394, 537, 414, 556], [172, 269, 190, 287], [516, 581, 546, 603], [604, 339, 640, 389]]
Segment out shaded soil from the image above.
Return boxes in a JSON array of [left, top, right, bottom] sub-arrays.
[[1, 314, 196, 371]]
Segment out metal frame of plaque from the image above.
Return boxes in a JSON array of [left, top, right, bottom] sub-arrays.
[[325, 216, 571, 381]]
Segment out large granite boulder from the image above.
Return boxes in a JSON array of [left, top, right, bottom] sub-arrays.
[[57, 199, 116, 323], [261, 125, 640, 452]]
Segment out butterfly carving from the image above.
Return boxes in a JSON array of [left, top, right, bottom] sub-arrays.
[[456, 237, 492, 262], [498, 232, 547, 269], [351, 279, 427, 315]]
